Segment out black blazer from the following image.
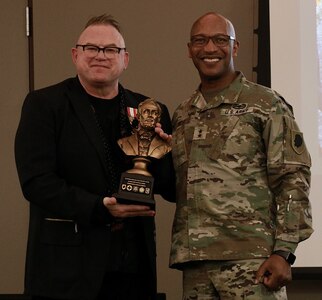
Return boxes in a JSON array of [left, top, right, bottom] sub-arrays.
[[15, 77, 175, 300]]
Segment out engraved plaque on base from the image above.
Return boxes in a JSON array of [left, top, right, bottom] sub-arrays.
[[113, 157, 155, 207]]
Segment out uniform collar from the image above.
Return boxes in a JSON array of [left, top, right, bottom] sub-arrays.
[[191, 71, 245, 111]]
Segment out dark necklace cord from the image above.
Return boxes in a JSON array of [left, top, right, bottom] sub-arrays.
[[91, 85, 133, 195]]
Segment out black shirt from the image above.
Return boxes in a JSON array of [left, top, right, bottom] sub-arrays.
[[89, 94, 147, 274]]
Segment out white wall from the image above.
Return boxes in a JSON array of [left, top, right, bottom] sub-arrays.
[[270, 0, 321, 267]]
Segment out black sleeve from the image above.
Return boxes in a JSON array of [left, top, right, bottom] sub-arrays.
[[91, 199, 114, 225], [14, 89, 113, 226]]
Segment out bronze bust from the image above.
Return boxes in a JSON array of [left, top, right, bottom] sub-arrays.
[[114, 99, 171, 205], [118, 98, 171, 159]]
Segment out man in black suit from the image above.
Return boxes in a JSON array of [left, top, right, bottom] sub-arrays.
[[15, 14, 175, 300]]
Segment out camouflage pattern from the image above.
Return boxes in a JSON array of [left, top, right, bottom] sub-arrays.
[[170, 72, 313, 268], [182, 259, 287, 299]]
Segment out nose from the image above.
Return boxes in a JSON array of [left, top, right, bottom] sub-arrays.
[[204, 38, 218, 51], [96, 49, 107, 59]]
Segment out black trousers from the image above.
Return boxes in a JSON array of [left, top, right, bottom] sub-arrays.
[[32, 271, 152, 300], [96, 271, 152, 300]]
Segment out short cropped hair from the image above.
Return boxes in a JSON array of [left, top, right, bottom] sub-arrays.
[[84, 14, 122, 34]]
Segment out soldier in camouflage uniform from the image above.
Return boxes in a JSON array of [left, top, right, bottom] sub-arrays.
[[169, 12, 313, 299]]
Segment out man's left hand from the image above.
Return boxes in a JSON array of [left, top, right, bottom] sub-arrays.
[[255, 255, 292, 290]]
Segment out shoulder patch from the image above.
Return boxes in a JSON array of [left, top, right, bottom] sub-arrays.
[[291, 131, 305, 154]]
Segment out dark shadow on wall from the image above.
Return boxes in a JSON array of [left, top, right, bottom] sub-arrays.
[[255, 0, 271, 87]]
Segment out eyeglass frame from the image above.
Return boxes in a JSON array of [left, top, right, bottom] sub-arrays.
[[189, 34, 235, 48], [75, 44, 127, 58]]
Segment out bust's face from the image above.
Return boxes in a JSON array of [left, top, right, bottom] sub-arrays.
[[138, 102, 160, 130]]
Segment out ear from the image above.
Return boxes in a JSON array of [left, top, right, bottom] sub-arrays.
[[232, 40, 240, 57], [71, 47, 78, 64], [187, 43, 193, 58], [123, 51, 130, 70]]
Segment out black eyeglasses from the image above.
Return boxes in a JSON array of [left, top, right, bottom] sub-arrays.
[[190, 34, 235, 47], [76, 44, 126, 58]]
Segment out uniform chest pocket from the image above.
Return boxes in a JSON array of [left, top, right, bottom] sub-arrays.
[[206, 116, 239, 161]]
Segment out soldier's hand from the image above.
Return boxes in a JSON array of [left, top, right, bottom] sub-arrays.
[[103, 197, 155, 218], [155, 123, 172, 144], [255, 255, 292, 290]]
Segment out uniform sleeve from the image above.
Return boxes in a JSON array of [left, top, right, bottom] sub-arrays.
[[263, 97, 313, 253]]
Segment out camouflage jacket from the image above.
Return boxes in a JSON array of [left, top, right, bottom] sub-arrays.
[[170, 72, 313, 269]]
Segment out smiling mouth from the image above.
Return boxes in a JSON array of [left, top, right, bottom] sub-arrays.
[[203, 58, 220, 63], [91, 64, 109, 68]]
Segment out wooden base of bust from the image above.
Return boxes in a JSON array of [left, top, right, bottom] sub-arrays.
[[113, 157, 155, 207]]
